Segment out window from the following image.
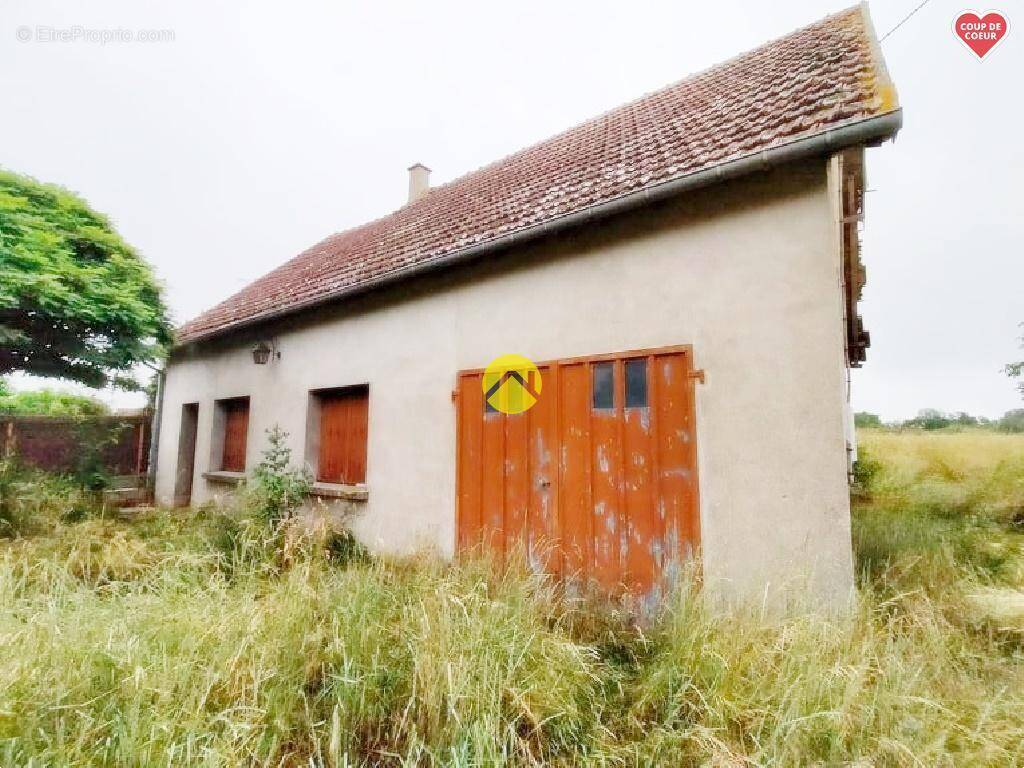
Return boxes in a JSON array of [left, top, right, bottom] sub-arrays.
[[592, 362, 614, 410], [625, 359, 648, 408], [314, 385, 369, 484], [215, 397, 250, 472]]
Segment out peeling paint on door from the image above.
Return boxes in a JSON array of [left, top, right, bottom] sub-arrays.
[[456, 346, 700, 602]]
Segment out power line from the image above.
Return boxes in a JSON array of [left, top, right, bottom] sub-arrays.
[[880, 0, 934, 43]]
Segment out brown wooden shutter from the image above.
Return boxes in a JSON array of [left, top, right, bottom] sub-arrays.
[[318, 386, 368, 484], [220, 398, 249, 472]]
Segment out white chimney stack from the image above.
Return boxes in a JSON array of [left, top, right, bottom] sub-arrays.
[[407, 163, 431, 203]]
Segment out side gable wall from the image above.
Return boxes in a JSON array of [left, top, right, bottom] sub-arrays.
[[157, 157, 854, 607]]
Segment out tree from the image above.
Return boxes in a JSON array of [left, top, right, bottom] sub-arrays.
[[905, 409, 952, 431], [0, 387, 108, 417], [0, 169, 171, 389], [1007, 324, 1023, 399], [249, 427, 311, 526], [854, 411, 883, 428], [953, 411, 978, 426], [998, 409, 1024, 433]]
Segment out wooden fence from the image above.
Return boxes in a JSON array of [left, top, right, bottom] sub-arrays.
[[0, 411, 150, 477]]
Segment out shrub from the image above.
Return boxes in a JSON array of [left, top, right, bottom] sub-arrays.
[[851, 445, 882, 498], [69, 418, 127, 491], [209, 427, 362, 577], [322, 524, 370, 567], [247, 426, 311, 526], [0, 388, 109, 417], [853, 411, 882, 428], [998, 408, 1024, 433], [0, 460, 97, 537]]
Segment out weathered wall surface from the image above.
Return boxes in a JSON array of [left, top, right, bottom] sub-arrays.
[[157, 158, 854, 607]]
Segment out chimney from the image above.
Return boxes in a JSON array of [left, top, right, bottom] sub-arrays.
[[407, 163, 431, 203]]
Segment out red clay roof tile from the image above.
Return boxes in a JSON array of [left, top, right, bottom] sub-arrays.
[[177, 4, 898, 344]]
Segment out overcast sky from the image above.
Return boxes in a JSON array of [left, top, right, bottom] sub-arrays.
[[2, 0, 1021, 419]]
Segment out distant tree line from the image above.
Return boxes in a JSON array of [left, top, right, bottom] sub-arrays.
[[0, 379, 109, 417], [855, 408, 1024, 433]]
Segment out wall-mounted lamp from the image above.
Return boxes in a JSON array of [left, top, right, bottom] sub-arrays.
[[251, 340, 278, 365]]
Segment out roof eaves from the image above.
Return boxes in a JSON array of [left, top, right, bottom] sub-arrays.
[[175, 107, 902, 348]]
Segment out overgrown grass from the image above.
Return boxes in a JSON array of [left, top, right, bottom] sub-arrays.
[[0, 460, 100, 537], [854, 429, 1024, 595], [0, 432, 1022, 766]]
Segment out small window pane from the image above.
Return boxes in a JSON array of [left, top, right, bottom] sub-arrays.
[[625, 359, 648, 408], [592, 362, 614, 409]]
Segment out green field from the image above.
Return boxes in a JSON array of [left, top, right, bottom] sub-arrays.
[[1, 430, 1023, 766]]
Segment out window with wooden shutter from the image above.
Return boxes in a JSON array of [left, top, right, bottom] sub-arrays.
[[316, 386, 368, 484], [218, 397, 250, 472]]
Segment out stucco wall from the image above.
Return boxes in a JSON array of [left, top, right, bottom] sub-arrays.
[[157, 158, 854, 607]]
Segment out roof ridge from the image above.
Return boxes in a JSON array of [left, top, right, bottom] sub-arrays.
[[276, 3, 879, 275], [401, 4, 868, 213]]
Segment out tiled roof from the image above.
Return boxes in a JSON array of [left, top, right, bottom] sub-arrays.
[[177, 3, 898, 344]]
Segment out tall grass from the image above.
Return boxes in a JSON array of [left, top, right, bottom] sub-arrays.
[[854, 429, 1024, 592], [0, 432, 1022, 766]]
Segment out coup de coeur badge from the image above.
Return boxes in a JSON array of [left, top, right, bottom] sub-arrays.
[[953, 11, 1009, 59]]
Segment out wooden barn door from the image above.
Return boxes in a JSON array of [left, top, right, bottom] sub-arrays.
[[456, 346, 700, 601]]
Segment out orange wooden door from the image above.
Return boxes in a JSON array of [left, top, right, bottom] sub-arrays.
[[318, 387, 369, 484], [456, 346, 700, 601], [221, 399, 249, 472]]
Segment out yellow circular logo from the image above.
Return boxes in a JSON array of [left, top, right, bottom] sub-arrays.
[[482, 354, 542, 414]]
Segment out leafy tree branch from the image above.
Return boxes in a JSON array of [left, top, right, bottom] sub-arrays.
[[1007, 323, 1023, 399], [0, 169, 172, 389]]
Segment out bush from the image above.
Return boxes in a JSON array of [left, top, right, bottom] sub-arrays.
[[67, 418, 128, 491], [0, 388, 109, 417], [851, 445, 882, 498], [854, 411, 882, 428], [903, 408, 954, 430], [998, 408, 1024, 433], [206, 509, 281, 578], [209, 427, 365, 577], [247, 425, 311, 526], [0, 460, 98, 537]]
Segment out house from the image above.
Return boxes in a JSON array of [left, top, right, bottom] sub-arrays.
[[155, 4, 901, 607]]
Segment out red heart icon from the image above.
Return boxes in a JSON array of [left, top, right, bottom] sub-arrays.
[[954, 11, 1009, 58]]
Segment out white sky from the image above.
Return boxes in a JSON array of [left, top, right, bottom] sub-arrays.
[[2, 0, 1021, 420]]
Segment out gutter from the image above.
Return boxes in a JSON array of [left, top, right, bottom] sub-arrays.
[[146, 366, 165, 499], [179, 109, 903, 348]]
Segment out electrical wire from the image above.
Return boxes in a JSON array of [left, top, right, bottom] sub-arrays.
[[880, 0, 934, 43]]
